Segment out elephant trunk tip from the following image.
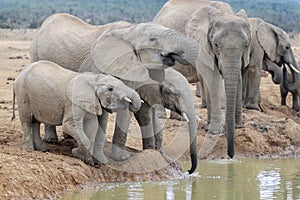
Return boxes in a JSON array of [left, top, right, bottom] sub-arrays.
[[228, 148, 234, 159], [187, 152, 197, 174]]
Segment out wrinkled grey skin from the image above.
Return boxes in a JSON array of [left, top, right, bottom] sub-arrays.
[[266, 61, 300, 111], [116, 68, 198, 174], [243, 18, 300, 111], [154, 0, 233, 111], [30, 13, 199, 173], [281, 66, 300, 111], [12, 61, 141, 166], [154, 1, 251, 158]]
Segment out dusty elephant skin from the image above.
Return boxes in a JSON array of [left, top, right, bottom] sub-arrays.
[[0, 30, 300, 199], [30, 13, 200, 173], [12, 61, 142, 166], [154, 0, 252, 158]]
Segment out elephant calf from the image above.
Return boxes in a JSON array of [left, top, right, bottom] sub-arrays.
[[12, 61, 141, 166]]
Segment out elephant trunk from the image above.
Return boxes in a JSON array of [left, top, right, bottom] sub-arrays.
[[282, 50, 300, 91], [186, 114, 198, 174], [283, 66, 298, 92], [222, 54, 241, 158], [126, 88, 142, 112], [161, 30, 198, 67]]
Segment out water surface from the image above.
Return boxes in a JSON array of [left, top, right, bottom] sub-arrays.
[[63, 158, 300, 200]]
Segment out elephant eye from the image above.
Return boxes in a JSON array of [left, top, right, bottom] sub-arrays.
[[107, 85, 114, 92], [150, 37, 157, 42]]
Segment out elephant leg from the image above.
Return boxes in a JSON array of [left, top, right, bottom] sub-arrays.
[[112, 109, 131, 161], [134, 103, 155, 150], [202, 71, 223, 135], [152, 107, 163, 151], [242, 68, 249, 107], [32, 120, 48, 151], [21, 121, 34, 150], [154, 105, 167, 119], [195, 81, 201, 97], [18, 102, 34, 150], [280, 84, 288, 106], [199, 76, 207, 108], [244, 66, 261, 111], [62, 116, 93, 165], [43, 124, 58, 143], [93, 116, 109, 164], [292, 92, 300, 111], [235, 75, 244, 128]]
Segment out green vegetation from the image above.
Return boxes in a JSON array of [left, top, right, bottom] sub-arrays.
[[0, 0, 299, 32]]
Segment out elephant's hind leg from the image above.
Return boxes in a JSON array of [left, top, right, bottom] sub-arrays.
[[43, 124, 58, 143], [32, 119, 48, 152]]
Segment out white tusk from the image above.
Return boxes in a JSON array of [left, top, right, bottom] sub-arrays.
[[196, 116, 201, 121], [123, 96, 132, 103], [288, 63, 300, 74], [141, 99, 145, 103], [284, 64, 292, 75], [182, 112, 190, 123]]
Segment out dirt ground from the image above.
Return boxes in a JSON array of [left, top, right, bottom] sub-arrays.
[[0, 29, 299, 199]]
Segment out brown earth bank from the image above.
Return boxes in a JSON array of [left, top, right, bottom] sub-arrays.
[[0, 29, 299, 199]]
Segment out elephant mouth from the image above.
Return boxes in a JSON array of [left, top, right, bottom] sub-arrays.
[[161, 53, 176, 66], [160, 52, 190, 66]]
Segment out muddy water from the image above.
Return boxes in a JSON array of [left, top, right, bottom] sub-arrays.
[[63, 158, 300, 200]]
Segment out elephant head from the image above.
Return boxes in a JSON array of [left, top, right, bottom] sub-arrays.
[[256, 20, 300, 85], [161, 68, 198, 173], [67, 73, 142, 115], [185, 6, 251, 158], [79, 23, 198, 82]]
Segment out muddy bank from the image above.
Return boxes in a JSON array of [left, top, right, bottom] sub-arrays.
[[0, 29, 299, 199]]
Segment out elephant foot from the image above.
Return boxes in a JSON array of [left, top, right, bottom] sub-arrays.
[[93, 151, 109, 165], [195, 89, 201, 97], [111, 145, 131, 161], [200, 102, 207, 108], [245, 102, 261, 111], [169, 111, 185, 121], [22, 141, 34, 151], [43, 127, 58, 143], [34, 141, 48, 152], [207, 123, 224, 135], [235, 121, 245, 129], [72, 147, 94, 166]]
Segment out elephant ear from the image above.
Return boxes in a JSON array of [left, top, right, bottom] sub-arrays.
[[237, 9, 251, 68], [185, 6, 221, 71], [89, 27, 150, 82], [256, 21, 277, 61], [66, 74, 102, 115]]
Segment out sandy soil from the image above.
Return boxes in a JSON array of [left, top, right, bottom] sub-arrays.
[[0, 29, 299, 199]]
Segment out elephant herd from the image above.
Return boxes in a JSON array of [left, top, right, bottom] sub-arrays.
[[11, 0, 299, 174]]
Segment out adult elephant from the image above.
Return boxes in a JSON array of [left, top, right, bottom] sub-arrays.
[[243, 18, 300, 110], [30, 13, 200, 173], [154, 1, 251, 158]]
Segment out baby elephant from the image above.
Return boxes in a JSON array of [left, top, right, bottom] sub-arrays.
[[12, 61, 141, 165]]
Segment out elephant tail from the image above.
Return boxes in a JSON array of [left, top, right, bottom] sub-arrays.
[[11, 88, 16, 121]]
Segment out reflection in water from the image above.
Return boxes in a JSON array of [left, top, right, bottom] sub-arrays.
[[257, 168, 281, 199], [63, 158, 300, 200]]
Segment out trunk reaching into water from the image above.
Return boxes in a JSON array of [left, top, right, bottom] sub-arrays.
[[223, 58, 241, 158]]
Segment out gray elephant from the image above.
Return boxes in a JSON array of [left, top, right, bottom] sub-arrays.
[[30, 14, 200, 173], [264, 59, 300, 112], [12, 61, 141, 166], [127, 68, 198, 173], [154, 2, 251, 158], [243, 18, 300, 111]]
